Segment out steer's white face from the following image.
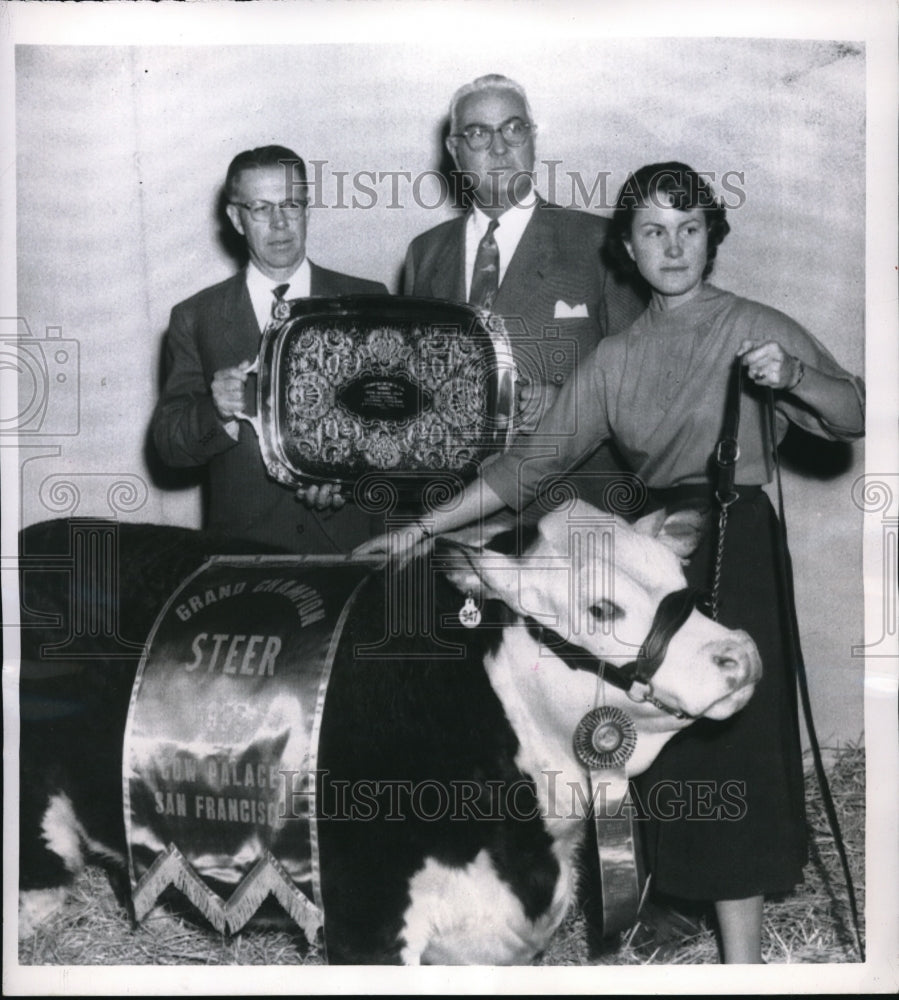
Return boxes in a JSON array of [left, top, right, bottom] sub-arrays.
[[445, 501, 762, 779]]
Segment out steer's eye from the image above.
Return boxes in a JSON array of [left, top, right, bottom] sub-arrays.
[[588, 599, 621, 622]]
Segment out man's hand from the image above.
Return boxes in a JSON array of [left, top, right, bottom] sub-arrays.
[[296, 483, 346, 511], [211, 360, 254, 420], [517, 379, 560, 433]]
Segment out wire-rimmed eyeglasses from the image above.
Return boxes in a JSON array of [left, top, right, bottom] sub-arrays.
[[231, 199, 309, 222], [449, 116, 536, 152]]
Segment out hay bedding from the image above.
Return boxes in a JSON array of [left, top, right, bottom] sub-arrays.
[[18, 745, 864, 967]]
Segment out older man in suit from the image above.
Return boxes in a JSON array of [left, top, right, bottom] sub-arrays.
[[152, 145, 388, 553], [405, 75, 646, 511]]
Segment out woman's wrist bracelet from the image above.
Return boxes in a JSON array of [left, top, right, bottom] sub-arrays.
[[787, 357, 805, 391], [414, 519, 433, 539]]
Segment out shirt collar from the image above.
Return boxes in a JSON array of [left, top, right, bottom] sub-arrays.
[[470, 197, 537, 241], [245, 258, 311, 330], [246, 258, 310, 297], [467, 196, 538, 291]]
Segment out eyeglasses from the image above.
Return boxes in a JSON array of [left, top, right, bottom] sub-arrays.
[[450, 116, 536, 152], [231, 199, 308, 222]]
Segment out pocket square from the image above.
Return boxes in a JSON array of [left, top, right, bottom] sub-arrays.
[[554, 300, 589, 319]]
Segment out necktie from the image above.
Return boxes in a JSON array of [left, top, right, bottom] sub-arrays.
[[271, 283, 290, 320], [468, 219, 500, 310]]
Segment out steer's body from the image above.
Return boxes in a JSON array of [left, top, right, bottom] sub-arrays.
[[17, 505, 760, 964]]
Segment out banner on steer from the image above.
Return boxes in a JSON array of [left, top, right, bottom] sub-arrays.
[[123, 556, 372, 943]]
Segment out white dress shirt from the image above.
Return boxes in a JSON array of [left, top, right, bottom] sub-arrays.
[[245, 258, 311, 332], [221, 259, 312, 440], [464, 198, 537, 300]]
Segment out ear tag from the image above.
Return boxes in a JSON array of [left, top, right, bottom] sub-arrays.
[[459, 595, 482, 629], [273, 301, 291, 321]]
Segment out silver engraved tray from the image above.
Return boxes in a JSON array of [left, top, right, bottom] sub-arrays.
[[237, 295, 516, 489]]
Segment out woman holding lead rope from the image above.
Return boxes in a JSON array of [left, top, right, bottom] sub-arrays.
[[356, 163, 864, 963]]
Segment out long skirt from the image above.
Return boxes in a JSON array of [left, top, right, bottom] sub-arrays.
[[632, 485, 808, 900]]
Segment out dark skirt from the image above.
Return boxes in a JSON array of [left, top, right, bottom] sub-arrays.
[[632, 485, 808, 900]]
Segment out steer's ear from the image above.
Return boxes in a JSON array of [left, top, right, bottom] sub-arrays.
[[633, 507, 707, 560]]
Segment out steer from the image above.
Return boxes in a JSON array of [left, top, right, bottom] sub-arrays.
[[17, 503, 761, 964]]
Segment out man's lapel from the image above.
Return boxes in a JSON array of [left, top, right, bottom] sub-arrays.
[[425, 218, 466, 302], [219, 271, 260, 357], [493, 199, 557, 320]]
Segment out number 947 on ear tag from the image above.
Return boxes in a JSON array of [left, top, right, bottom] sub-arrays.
[[459, 597, 481, 629]]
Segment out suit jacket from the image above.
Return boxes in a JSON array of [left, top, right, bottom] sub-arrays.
[[404, 200, 648, 511], [152, 262, 389, 553]]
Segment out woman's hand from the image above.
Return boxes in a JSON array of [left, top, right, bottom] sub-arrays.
[[353, 479, 507, 560], [354, 521, 429, 560], [736, 340, 803, 391], [737, 337, 863, 438], [296, 483, 346, 511]]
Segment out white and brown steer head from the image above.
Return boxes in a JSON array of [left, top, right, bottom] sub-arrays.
[[443, 501, 762, 780]]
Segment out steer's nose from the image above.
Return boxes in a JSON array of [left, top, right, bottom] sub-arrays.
[[711, 630, 762, 689]]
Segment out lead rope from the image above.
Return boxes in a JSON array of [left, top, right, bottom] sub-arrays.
[[709, 503, 729, 622], [714, 361, 863, 960], [763, 388, 865, 961], [710, 359, 744, 620]]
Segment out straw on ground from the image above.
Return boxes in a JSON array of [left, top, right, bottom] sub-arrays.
[[19, 743, 864, 966]]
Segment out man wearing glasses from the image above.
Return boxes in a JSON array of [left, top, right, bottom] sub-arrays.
[[405, 75, 646, 510], [152, 145, 387, 553]]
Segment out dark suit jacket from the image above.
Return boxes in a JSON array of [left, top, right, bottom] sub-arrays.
[[404, 200, 648, 511], [152, 263, 389, 553]]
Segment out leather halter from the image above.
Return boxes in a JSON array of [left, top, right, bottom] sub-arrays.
[[525, 587, 703, 720]]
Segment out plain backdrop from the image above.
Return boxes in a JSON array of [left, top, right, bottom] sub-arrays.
[[13, 38, 866, 742]]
